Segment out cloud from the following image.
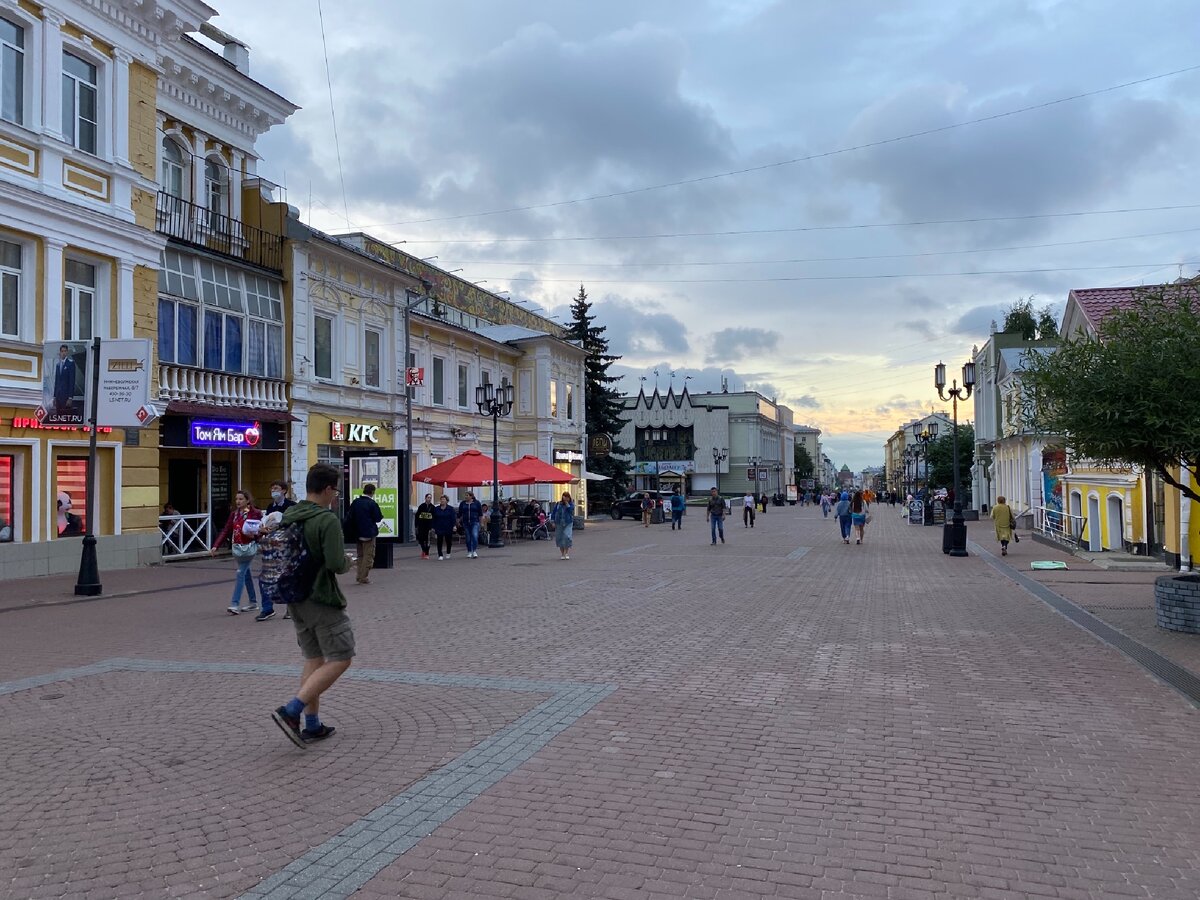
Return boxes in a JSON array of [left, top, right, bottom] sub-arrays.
[[550, 293, 689, 358], [790, 394, 820, 409], [706, 327, 781, 363]]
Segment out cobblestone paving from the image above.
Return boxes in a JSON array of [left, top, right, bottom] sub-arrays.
[[2, 505, 1198, 899]]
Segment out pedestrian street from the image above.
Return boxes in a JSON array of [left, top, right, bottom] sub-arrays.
[[2, 502, 1198, 899]]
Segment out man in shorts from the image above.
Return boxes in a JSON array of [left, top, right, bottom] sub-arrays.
[[270, 462, 355, 748]]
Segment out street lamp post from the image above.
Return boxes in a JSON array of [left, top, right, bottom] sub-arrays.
[[475, 382, 515, 548], [935, 360, 976, 557], [712, 446, 728, 494], [773, 463, 783, 497], [747, 455, 761, 499], [913, 422, 937, 526]]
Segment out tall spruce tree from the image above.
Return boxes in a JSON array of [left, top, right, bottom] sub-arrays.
[[564, 284, 630, 508]]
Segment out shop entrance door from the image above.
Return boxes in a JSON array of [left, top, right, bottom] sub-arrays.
[[168, 460, 203, 515]]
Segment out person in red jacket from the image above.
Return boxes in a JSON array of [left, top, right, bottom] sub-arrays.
[[211, 489, 263, 615]]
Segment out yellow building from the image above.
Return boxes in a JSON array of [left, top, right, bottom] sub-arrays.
[[1058, 287, 1193, 565], [0, 1, 169, 576]]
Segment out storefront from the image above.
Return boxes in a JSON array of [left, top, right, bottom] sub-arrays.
[[306, 412, 391, 471], [158, 404, 290, 548], [0, 408, 119, 545], [553, 447, 586, 515]]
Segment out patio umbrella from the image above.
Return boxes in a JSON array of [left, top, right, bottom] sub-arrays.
[[509, 454, 576, 484], [411, 449, 536, 488]]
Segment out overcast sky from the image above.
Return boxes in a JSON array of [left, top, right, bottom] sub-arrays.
[[214, 0, 1200, 470]]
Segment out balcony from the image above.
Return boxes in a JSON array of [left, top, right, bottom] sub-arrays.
[[155, 192, 284, 272], [158, 363, 289, 411]]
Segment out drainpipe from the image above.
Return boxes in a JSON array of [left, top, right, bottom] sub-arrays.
[[1181, 461, 1192, 572]]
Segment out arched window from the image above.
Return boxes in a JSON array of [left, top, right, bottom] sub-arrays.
[[204, 158, 227, 219], [160, 136, 186, 198]]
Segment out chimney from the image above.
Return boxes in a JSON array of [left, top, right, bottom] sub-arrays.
[[199, 22, 250, 75]]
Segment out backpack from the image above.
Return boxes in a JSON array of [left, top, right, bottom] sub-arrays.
[[259, 522, 319, 605]]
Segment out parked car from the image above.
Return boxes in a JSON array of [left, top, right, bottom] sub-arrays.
[[610, 491, 675, 520]]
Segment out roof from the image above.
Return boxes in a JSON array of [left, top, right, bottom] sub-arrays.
[[474, 324, 551, 343], [996, 346, 1054, 381], [1065, 278, 1200, 336]]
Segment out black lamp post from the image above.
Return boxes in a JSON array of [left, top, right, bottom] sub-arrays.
[[773, 462, 783, 497], [913, 422, 937, 525], [475, 381, 515, 547], [935, 360, 976, 557], [712, 446, 728, 494]]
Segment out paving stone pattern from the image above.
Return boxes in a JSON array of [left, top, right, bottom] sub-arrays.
[[2, 504, 1198, 899]]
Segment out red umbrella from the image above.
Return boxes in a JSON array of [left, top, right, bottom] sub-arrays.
[[509, 454, 576, 484], [411, 449, 535, 488]]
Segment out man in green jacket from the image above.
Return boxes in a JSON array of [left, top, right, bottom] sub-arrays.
[[270, 462, 354, 748]]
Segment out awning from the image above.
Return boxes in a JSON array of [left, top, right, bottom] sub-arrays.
[[582, 471, 611, 481], [411, 449, 536, 488], [510, 454, 575, 484], [165, 400, 296, 423]]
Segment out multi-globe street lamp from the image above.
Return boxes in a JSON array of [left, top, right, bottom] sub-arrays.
[[934, 360, 976, 557], [475, 381, 515, 547], [712, 446, 728, 494], [913, 422, 937, 525]]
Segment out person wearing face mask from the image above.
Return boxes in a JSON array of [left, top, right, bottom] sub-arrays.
[[261, 480, 297, 618]]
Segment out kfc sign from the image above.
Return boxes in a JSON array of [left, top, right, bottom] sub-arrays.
[[330, 421, 380, 444], [405, 367, 425, 386]]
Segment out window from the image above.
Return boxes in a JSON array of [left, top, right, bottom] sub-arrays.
[[1, 17, 23, 125], [481, 369, 491, 387], [157, 297, 198, 366], [0, 239, 19, 337], [407, 350, 417, 399], [160, 249, 199, 301], [160, 137, 186, 198], [246, 319, 283, 379], [432, 356, 445, 405], [62, 52, 98, 154], [313, 314, 333, 380], [198, 260, 242, 310], [203, 309, 242, 373], [549, 380, 558, 418], [316, 444, 342, 467], [457, 363, 468, 407], [244, 274, 281, 320], [566, 383, 574, 421], [63, 259, 95, 341], [204, 158, 227, 220], [364, 329, 381, 388]]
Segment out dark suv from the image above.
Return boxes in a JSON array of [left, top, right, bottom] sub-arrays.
[[610, 491, 675, 520]]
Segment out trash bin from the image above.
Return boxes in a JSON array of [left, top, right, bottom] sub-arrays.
[[651, 507, 665, 524]]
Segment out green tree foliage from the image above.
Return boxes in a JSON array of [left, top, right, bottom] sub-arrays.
[[564, 284, 630, 508], [926, 424, 975, 500], [1021, 284, 1200, 503], [1004, 297, 1058, 340], [794, 444, 814, 479]]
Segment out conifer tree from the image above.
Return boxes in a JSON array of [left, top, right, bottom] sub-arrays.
[[564, 285, 630, 507]]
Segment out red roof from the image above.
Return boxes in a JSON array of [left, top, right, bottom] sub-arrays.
[[1068, 279, 1199, 332]]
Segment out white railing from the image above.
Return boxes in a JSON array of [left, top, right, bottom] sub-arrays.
[[158, 363, 289, 410], [160, 514, 212, 558], [1033, 505, 1087, 547]]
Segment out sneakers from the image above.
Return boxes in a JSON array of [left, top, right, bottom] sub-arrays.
[[438, 554, 444, 560], [282, 609, 292, 620], [421, 552, 428, 559], [270, 706, 307, 749], [227, 605, 240, 615], [255, 610, 275, 622], [244, 601, 259, 611], [720, 536, 725, 543], [302, 724, 336, 742]]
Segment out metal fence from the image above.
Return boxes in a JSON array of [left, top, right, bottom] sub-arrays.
[[1033, 505, 1087, 547], [160, 514, 212, 558], [155, 192, 284, 272]]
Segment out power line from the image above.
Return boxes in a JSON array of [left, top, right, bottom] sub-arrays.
[[475, 261, 1200, 286], [434, 227, 1200, 269], [316, 0, 351, 231], [362, 64, 1200, 228], [386, 203, 1200, 245]]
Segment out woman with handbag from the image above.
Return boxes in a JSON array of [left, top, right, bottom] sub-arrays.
[[551, 491, 575, 560], [850, 490, 869, 544], [993, 495, 1018, 556], [211, 489, 263, 614]]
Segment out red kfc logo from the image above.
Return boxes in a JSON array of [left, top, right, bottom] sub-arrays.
[[330, 422, 346, 441]]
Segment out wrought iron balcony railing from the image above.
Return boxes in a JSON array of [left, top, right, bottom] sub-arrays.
[[155, 192, 284, 272]]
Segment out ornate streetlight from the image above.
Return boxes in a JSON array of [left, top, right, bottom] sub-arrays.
[[934, 360, 976, 557], [913, 422, 937, 526], [712, 446, 728, 494], [475, 381, 515, 547]]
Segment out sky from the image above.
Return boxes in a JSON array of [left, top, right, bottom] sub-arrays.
[[213, 0, 1200, 471]]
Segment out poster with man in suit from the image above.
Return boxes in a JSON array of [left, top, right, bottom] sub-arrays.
[[41, 341, 88, 425]]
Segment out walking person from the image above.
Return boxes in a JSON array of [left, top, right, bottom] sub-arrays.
[[458, 490, 483, 558], [551, 491, 575, 559], [212, 489, 263, 615], [261, 481, 296, 620], [346, 483, 383, 584], [669, 488, 686, 530], [835, 491, 852, 544], [270, 463, 355, 748], [706, 487, 726, 545], [850, 490, 869, 544], [432, 495, 457, 559], [415, 493, 435, 559], [742, 490, 756, 528], [641, 492, 654, 527], [993, 495, 1018, 556], [820, 492, 831, 518]]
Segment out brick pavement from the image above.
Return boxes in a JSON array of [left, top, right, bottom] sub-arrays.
[[2, 503, 1198, 899]]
